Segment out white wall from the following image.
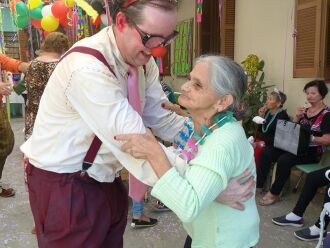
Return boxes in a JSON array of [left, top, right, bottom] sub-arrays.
[[235, 0, 330, 115]]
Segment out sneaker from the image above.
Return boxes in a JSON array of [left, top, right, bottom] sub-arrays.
[[294, 227, 327, 241], [152, 201, 171, 212], [131, 217, 158, 228], [272, 215, 304, 227]]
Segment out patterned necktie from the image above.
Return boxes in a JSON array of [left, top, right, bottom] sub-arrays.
[[127, 66, 148, 202]]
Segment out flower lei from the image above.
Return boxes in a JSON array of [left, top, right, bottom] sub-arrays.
[[175, 111, 235, 163]]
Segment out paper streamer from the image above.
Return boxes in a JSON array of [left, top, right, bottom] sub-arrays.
[[159, 57, 163, 74], [196, 0, 203, 23], [75, 0, 98, 20]]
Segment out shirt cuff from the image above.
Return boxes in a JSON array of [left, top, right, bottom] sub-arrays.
[[151, 167, 178, 200]]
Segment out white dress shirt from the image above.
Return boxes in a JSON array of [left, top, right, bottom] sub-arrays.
[[20, 26, 185, 185]]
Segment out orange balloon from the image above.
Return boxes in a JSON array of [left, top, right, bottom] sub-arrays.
[[43, 30, 49, 37]]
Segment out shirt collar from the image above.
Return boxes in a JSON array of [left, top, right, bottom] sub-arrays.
[[106, 26, 130, 76]]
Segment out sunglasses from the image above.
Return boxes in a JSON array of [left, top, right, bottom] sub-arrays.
[[129, 18, 179, 49]]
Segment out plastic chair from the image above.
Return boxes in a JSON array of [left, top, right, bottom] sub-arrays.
[[293, 146, 330, 193]]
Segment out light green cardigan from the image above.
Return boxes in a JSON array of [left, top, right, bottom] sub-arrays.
[[151, 121, 260, 248]]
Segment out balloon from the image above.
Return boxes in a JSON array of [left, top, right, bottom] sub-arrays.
[[43, 30, 49, 37], [41, 15, 59, 32], [30, 7, 43, 20], [15, 2, 28, 16], [15, 15, 29, 28], [52, 1, 69, 19], [27, 0, 41, 10], [41, 5, 53, 17], [100, 13, 108, 26], [59, 17, 68, 27], [62, 0, 74, 8], [151, 46, 168, 57], [31, 19, 41, 28]]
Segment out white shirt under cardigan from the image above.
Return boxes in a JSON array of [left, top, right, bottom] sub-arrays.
[[20, 26, 185, 185]]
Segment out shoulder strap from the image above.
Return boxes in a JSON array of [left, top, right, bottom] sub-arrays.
[[60, 46, 115, 173]]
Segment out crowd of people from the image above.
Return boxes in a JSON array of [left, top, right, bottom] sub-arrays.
[[0, 0, 329, 247]]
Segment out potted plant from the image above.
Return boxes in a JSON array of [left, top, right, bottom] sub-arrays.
[[241, 54, 273, 136]]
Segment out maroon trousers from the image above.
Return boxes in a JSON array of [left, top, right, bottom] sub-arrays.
[[27, 163, 128, 248]]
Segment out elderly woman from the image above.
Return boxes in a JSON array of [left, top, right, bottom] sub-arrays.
[[116, 55, 260, 248], [260, 80, 330, 206], [256, 90, 290, 193]]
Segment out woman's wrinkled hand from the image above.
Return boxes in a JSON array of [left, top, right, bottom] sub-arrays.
[[115, 129, 161, 160]]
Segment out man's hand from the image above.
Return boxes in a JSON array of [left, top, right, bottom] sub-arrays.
[[216, 169, 256, 211], [161, 101, 189, 117], [0, 82, 12, 96]]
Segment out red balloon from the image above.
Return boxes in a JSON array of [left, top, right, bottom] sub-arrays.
[[59, 17, 68, 27], [92, 15, 101, 26], [31, 19, 41, 28], [51, 1, 69, 19], [43, 30, 49, 37], [151, 46, 167, 57]]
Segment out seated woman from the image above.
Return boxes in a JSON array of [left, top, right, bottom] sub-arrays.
[[272, 166, 330, 241], [256, 90, 290, 193], [116, 55, 260, 248], [260, 80, 330, 206]]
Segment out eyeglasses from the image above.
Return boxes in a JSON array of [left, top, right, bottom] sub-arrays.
[[129, 18, 179, 49]]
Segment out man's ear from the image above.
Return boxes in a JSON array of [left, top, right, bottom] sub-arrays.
[[115, 12, 129, 32], [216, 95, 234, 112]]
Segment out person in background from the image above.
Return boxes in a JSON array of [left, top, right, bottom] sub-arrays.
[[256, 90, 289, 195], [24, 32, 71, 140], [117, 55, 260, 248], [272, 168, 330, 241], [23, 32, 70, 234], [260, 80, 330, 206], [0, 53, 29, 197]]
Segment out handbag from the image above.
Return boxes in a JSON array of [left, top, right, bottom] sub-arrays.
[[274, 120, 310, 155]]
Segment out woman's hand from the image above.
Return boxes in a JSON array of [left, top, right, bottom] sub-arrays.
[[293, 106, 305, 122], [216, 169, 256, 211], [258, 106, 267, 116], [115, 130, 172, 177], [0, 82, 12, 96]]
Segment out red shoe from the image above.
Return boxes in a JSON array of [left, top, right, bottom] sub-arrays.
[[0, 187, 15, 197]]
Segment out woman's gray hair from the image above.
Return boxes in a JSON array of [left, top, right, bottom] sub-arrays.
[[195, 55, 247, 111]]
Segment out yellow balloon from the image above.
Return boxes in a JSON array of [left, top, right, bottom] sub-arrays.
[[28, 0, 41, 10], [41, 16, 59, 32], [62, 0, 74, 8]]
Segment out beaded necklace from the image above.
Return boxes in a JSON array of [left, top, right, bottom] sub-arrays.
[[179, 111, 235, 162], [261, 109, 282, 133]]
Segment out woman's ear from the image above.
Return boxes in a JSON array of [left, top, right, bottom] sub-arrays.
[[216, 95, 234, 112]]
